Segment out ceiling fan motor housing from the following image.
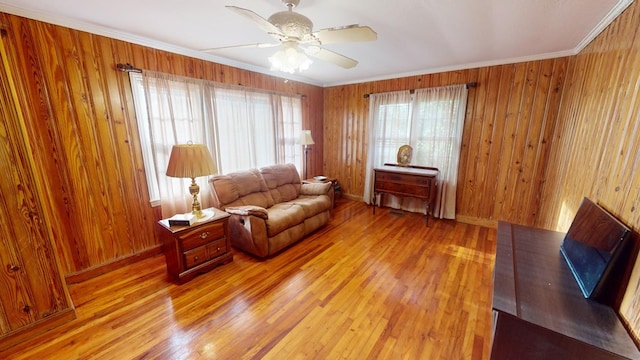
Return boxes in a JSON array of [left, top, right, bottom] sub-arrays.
[[268, 11, 313, 40], [217, 0, 374, 71]]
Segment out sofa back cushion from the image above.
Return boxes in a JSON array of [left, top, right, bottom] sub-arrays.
[[260, 163, 301, 203], [209, 169, 275, 210]]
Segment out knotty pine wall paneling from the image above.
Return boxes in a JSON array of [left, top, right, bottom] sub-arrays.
[[323, 59, 567, 227], [0, 31, 75, 349], [0, 11, 323, 280], [538, 1, 640, 341]]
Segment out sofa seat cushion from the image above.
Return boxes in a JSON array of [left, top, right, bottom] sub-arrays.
[[292, 195, 332, 218], [266, 203, 306, 237]]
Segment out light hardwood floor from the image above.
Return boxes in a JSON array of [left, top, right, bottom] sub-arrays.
[[3, 200, 496, 359]]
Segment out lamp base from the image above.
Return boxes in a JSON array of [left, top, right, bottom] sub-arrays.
[[304, 145, 310, 180], [189, 178, 205, 218]]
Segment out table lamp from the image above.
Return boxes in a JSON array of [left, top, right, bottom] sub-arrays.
[[166, 143, 217, 218], [300, 130, 315, 179]]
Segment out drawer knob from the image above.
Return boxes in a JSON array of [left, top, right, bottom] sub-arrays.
[[194, 256, 199, 261], [22, 305, 30, 313], [199, 231, 210, 239], [217, 247, 221, 252], [9, 264, 20, 271]]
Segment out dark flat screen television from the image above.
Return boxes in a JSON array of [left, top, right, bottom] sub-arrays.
[[560, 197, 631, 301]]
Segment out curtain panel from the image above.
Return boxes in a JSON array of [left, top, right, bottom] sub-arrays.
[[364, 84, 468, 219], [129, 71, 303, 218]]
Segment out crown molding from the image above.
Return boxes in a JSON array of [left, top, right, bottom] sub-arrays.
[[574, 0, 634, 52], [322, 49, 577, 87]]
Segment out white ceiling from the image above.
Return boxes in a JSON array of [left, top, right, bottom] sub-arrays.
[[0, 0, 633, 87]]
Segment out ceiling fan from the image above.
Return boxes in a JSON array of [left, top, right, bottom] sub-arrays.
[[204, 0, 377, 73]]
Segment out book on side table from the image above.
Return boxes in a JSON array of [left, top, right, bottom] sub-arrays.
[[167, 213, 196, 226]]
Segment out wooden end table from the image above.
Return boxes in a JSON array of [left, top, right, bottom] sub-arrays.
[[157, 207, 232, 284]]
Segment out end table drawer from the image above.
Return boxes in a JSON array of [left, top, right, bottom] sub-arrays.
[[183, 238, 228, 269], [184, 245, 209, 268], [207, 238, 228, 258], [180, 222, 225, 250]]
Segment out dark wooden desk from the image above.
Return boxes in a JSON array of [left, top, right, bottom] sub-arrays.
[[492, 221, 640, 359], [372, 165, 438, 224]]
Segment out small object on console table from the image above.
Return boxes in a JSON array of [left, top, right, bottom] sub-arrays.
[[157, 208, 232, 284], [372, 164, 438, 225], [396, 145, 413, 166]]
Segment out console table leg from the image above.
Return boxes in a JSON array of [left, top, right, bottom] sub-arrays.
[[425, 204, 429, 226], [372, 192, 377, 214]]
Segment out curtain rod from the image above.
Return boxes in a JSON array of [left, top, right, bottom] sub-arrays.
[[116, 63, 142, 73], [115, 63, 306, 98], [363, 82, 477, 99]]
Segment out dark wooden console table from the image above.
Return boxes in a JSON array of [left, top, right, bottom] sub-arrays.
[[491, 221, 640, 359], [372, 164, 438, 224]]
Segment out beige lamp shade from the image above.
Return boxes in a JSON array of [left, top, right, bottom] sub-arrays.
[[300, 130, 315, 146], [166, 144, 217, 178]]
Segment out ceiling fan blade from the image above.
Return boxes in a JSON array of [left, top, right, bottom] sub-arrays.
[[313, 25, 377, 45], [202, 43, 281, 52], [306, 47, 358, 69], [226, 6, 284, 39]]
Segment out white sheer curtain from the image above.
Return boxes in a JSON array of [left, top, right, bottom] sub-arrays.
[[363, 84, 468, 219], [130, 71, 303, 218], [130, 71, 213, 217], [363, 90, 412, 204]]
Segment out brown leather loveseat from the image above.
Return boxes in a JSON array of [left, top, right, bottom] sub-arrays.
[[209, 163, 332, 258]]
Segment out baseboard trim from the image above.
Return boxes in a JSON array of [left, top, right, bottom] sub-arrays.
[[65, 245, 163, 284], [342, 193, 363, 202], [0, 307, 76, 352]]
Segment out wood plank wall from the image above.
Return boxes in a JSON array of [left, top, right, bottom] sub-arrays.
[[3, 0, 640, 341], [0, 12, 323, 279], [537, 2, 640, 342], [323, 60, 567, 227]]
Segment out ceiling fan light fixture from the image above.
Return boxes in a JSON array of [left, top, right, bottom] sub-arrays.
[[223, 1, 376, 72], [268, 43, 313, 74]]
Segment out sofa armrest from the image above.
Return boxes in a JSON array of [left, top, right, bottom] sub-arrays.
[[227, 213, 269, 258], [225, 205, 269, 220], [300, 182, 332, 196]]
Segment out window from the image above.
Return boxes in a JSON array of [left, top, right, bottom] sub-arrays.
[[375, 102, 413, 159], [364, 85, 468, 219], [129, 71, 303, 216]]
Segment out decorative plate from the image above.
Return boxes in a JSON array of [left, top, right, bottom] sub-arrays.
[[397, 145, 413, 166]]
